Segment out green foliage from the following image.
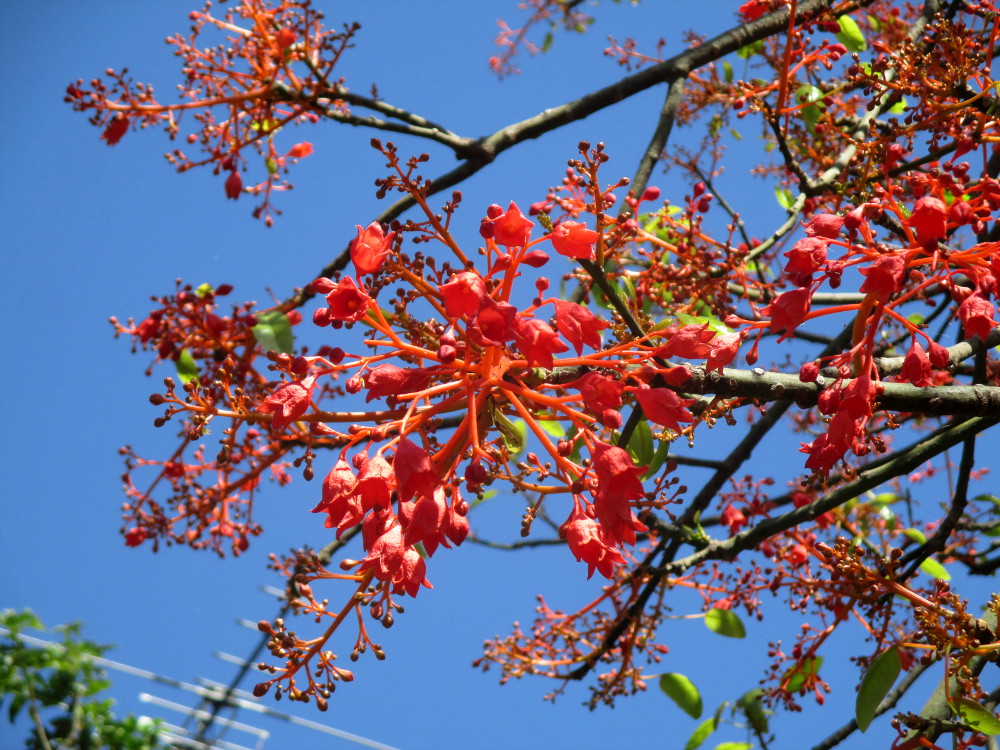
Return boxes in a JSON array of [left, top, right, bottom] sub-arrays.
[[704, 608, 747, 639], [0, 609, 165, 750], [659, 672, 703, 719], [855, 646, 901, 732], [251, 309, 294, 354]]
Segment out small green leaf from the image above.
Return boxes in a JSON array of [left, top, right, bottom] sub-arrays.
[[705, 608, 746, 638], [685, 716, 718, 750], [251, 310, 294, 354], [952, 699, 1000, 735], [643, 438, 670, 480], [867, 13, 882, 31], [194, 282, 214, 298], [175, 348, 199, 384], [836, 15, 866, 52], [919, 557, 951, 581], [266, 157, 278, 175], [903, 528, 928, 545], [722, 61, 733, 83], [541, 31, 554, 52], [888, 96, 908, 115], [626, 419, 654, 467], [659, 672, 703, 719], [713, 743, 753, 750], [677, 311, 733, 335], [796, 85, 825, 135], [737, 39, 764, 59], [784, 656, 823, 693], [856, 645, 901, 732], [775, 185, 795, 209], [492, 405, 527, 455], [538, 412, 567, 438], [737, 689, 769, 735]]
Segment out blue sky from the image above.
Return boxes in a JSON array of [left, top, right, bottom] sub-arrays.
[[2, 2, 997, 749]]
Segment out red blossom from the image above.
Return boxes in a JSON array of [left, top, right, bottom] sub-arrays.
[[550, 221, 600, 260], [469, 298, 518, 345], [574, 371, 624, 423], [491, 202, 534, 247], [551, 299, 609, 354], [439, 271, 487, 318], [721, 505, 747, 535], [352, 454, 396, 512], [783, 237, 829, 286], [739, 0, 774, 21], [628, 386, 695, 433], [101, 114, 129, 145], [225, 170, 243, 200], [257, 375, 316, 430], [393, 438, 441, 503], [705, 332, 742, 373], [763, 288, 812, 336], [323, 276, 371, 322], [803, 214, 845, 239], [364, 364, 432, 403], [403, 486, 448, 551], [909, 196, 948, 243], [285, 141, 313, 159], [351, 222, 395, 276], [957, 294, 998, 341], [900, 339, 932, 387], [655, 324, 715, 359], [559, 499, 626, 579], [591, 441, 647, 547], [312, 460, 362, 537], [124, 527, 147, 547], [859, 254, 906, 300], [513, 317, 569, 369]]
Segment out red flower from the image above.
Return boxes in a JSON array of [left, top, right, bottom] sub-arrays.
[[124, 527, 147, 547], [275, 27, 297, 50], [763, 288, 811, 336], [285, 141, 313, 159], [900, 339, 932, 387], [403, 486, 448, 551], [393, 438, 441, 503], [706, 332, 742, 373], [739, 0, 773, 21], [958, 294, 998, 341], [323, 276, 371, 322], [628, 386, 695, 433], [574, 372, 624, 423], [591, 441, 648, 546], [803, 214, 845, 239], [311, 460, 361, 537], [257, 375, 316, 430], [101, 114, 129, 146], [550, 221, 600, 260], [909, 196, 948, 243], [552, 299, 609, 355], [439, 272, 487, 318], [491, 202, 534, 247], [469, 298, 518, 345], [225, 170, 242, 200], [559, 499, 626, 579], [359, 521, 432, 597], [859, 254, 906, 301], [783, 237, 828, 286], [513, 317, 568, 369], [655, 324, 715, 359], [364, 364, 432, 403], [352, 454, 396, 512], [721, 505, 747, 535], [351, 222, 395, 276]]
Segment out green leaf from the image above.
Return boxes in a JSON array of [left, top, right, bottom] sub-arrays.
[[685, 716, 718, 750], [713, 744, 753, 750], [677, 311, 733, 335], [175, 348, 199, 385], [888, 96, 908, 115], [737, 39, 764, 59], [251, 310, 294, 354], [722, 61, 733, 83], [919, 557, 951, 581], [538, 412, 567, 438], [491, 404, 527, 456], [867, 13, 882, 31], [643, 438, 670, 480], [625, 419, 654, 467], [659, 673, 703, 719], [856, 646, 901, 732], [952, 699, 1000, 735], [784, 656, 823, 693], [737, 689, 769, 735], [836, 15, 866, 52], [775, 185, 795, 209], [541, 31, 554, 52], [705, 608, 746, 638], [795, 85, 825, 135], [903, 528, 928, 545], [194, 282, 214, 298]]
